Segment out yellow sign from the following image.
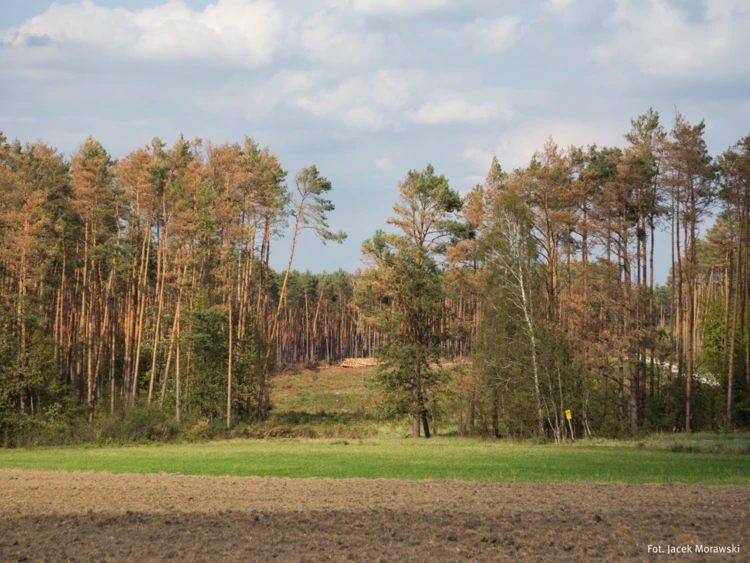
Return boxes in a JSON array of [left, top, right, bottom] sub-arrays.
[[565, 409, 572, 420]]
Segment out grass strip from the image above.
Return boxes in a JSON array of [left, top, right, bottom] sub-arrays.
[[1, 437, 748, 485]]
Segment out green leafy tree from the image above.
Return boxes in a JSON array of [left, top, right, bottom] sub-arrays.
[[479, 191, 546, 435]]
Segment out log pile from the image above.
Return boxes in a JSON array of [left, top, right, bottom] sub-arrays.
[[340, 357, 379, 368]]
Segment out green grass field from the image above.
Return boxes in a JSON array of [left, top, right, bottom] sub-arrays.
[[3, 365, 748, 485], [1, 435, 748, 485], [271, 364, 379, 413]]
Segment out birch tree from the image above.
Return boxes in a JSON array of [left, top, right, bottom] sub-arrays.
[[482, 194, 545, 435]]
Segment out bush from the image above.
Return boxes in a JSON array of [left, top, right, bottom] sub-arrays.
[[97, 405, 183, 444]]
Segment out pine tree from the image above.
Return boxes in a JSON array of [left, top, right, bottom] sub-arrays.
[[358, 165, 462, 437]]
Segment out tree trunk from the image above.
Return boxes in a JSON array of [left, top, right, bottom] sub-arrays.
[[227, 297, 233, 429]]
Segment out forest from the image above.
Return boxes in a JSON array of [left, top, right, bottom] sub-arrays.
[[1, 108, 749, 445]]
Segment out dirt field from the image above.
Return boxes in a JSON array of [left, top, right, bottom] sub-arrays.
[[0, 471, 747, 562]]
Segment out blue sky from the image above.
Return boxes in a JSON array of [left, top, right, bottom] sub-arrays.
[[2, 0, 749, 281]]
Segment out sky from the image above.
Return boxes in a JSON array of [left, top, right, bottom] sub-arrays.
[[1, 0, 749, 281]]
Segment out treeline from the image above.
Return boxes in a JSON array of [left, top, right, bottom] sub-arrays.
[[2, 107, 749, 442], [461, 111, 750, 436], [356, 110, 750, 438], [0, 131, 480, 442], [0, 133, 362, 436]]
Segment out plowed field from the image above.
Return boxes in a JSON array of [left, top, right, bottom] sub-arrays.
[[0, 470, 747, 561]]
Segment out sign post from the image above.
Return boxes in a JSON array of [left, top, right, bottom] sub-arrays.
[[565, 409, 574, 441]]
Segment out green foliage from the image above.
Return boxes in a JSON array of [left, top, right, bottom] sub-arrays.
[[294, 165, 347, 243], [233, 320, 266, 420], [0, 331, 62, 444], [97, 404, 185, 444], [5, 403, 198, 448], [184, 309, 229, 420], [358, 164, 463, 436], [471, 190, 550, 437]]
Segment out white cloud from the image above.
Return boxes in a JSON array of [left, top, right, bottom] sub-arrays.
[[704, 0, 750, 19], [375, 157, 399, 176], [293, 69, 428, 130], [195, 62, 522, 133], [334, 0, 455, 17], [0, 0, 286, 68], [590, 0, 750, 80], [426, 14, 525, 57], [193, 70, 319, 121], [299, 9, 386, 66], [465, 118, 625, 171], [463, 146, 495, 168], [547, 0, 575, 11], [194, 63, 518, 132], [328, 0, 521, 18], [462, 16, 524, 55], [408, 99, 512, 125], [542, 0, 605, 27]]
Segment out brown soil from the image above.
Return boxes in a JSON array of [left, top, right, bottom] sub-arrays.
[[0, 471, 747, 562]]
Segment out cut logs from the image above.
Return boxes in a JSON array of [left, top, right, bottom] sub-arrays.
[[340, 358, 379, 368]]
